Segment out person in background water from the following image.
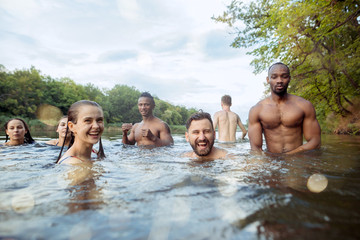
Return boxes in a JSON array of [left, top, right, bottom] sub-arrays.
[[248, 62, 321, 154], [3, 118, 35, 146], [184, 111, 227, 160], [56, 100, 105, 165], [46, 116, 72, 147], [122, 92, 174, 147], [213, 95, 247, 142]]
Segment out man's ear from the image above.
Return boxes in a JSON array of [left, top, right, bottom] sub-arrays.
[[185, 131, 189, 142], [266, 76, 269, 84]]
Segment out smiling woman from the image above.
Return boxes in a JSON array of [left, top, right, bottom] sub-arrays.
[[56, 100, 106, 165], [46, 116, 72, 147]]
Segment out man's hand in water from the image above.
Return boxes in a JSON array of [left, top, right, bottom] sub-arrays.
[[122, 123, 132, 133], [141, 129, 157, 142]]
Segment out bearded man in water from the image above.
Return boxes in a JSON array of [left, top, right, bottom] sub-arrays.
[[248, 62, 321, 154], [184, 111, 227, 159]]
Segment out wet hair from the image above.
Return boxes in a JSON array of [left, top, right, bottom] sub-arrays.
[[268, 62, 290, 76], [221, 95, 232, 106], [56, 100, 105, 163], [4, 118, 35, 144], [186, 110, 214, 131], [57, 115, 68, 126], [139, 92, 155, 105]]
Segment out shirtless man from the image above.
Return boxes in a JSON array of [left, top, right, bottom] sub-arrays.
[[213, 95, 247, 142], [248, 62, 321, 154], [122, 92, 174, 147], [184, 111, 227, 159]]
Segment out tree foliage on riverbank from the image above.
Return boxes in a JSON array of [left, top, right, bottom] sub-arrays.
[[0, 65, 197, 126], [214, 0, 360, 134]]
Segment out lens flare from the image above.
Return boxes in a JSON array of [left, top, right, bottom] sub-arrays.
[[307, 173, 328, 193], [36, 104, 63, 126], [11, 192, 35, 213], [216, 176, 238, 197], [69, 223, 92, 240]]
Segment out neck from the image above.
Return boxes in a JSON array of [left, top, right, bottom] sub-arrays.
[[271, 92, 289, 103], [70, 140, 93, 161], [142, 114, 155, 121], [194, 147, 217, 160], [222, 105, 231, 112], [7, 138, 25, 146]]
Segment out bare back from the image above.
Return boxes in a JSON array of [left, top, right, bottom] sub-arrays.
[[214, 110, 238, 142]]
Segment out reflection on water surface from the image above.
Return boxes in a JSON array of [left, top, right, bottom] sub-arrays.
[[0, 134, 359, 239]]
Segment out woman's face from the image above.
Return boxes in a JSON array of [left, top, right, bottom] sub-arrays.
[[56, 117, 71, 138], [69, 106, 104, 146], [6, 119, 27, 142]]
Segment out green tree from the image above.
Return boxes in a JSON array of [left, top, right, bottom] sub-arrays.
[[0, 66, 45, 117], [0, 65, 198, 126], [106, 85, 141, 123], [214, 0, 360, 120]]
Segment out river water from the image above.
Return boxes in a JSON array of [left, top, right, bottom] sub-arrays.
[[0, 133, 359, 239]]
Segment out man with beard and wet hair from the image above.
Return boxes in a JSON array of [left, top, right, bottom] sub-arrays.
[[248, 62, 321, 154], [122, 92, 174, 147], [184, 111, 227, 159]]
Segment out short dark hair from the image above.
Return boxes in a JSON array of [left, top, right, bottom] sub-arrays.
[[140, 92, 155, 105], [268, 62, 290, 76], [186, 110, 214, 130], [221, 95, 232, 106]]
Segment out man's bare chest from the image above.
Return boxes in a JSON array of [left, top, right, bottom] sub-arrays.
[[259, 105, 304, 129]]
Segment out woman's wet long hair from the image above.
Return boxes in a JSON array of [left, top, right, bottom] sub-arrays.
[[4, 118, 35, 144], [56, 100, 106, 163]]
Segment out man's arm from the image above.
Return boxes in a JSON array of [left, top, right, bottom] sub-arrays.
[[142, 123, 174, 147], [213, 112, 219, 130], [248, 105, 263, 153], [156, 123, 174, 146], [122, 123, 136, 145], [237, 114, 247, 139], [285, 101, 321, 155]]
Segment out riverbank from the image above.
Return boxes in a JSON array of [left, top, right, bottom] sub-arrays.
[[1, 115, 359, 135], [323, 99, 360, 135], [0, 116, 187, 135]]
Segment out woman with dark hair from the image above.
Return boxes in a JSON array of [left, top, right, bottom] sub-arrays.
[[46, 115, 72, 147], [3, 118, 35, 146], [56, 100, 105, 165]]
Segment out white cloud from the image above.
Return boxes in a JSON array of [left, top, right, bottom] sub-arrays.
[[0, 0, 265, 122], [0, 0, 40, 18], [116, 0, 140, 21]]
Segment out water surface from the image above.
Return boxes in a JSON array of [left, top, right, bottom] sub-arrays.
[[0, 133, 359, 239]]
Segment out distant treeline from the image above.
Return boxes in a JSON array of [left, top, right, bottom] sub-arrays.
[[0, 65, 198, 126]]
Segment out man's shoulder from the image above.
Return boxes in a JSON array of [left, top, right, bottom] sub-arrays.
[[289, 94, 314, 108], [214, 110, 224, 117], [215, 147, 228, 156], [250, 98, 268, 111], [153, 117, 171, 130]]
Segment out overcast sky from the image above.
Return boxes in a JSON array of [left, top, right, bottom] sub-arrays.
[[0, 0, 267, 122]]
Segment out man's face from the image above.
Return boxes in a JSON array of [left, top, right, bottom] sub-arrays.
[[138, 97, 154, 117], [185, 119, 215, 157], [267, 64, 290, 96]]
